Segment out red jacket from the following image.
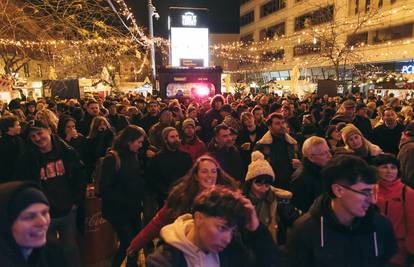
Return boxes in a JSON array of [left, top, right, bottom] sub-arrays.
[[377, 179, 414, 265], [179, 138, 207, 162], [128, 205, 174, 253]]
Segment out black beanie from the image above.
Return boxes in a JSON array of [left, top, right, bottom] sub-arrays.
[[8, 187, 49, 224]]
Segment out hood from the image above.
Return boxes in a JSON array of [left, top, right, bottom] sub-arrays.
[[160, 214, 220, 266], [399, 136, 414, 149], [309, 194, 380, 256], [257, 130, 297, 145], [344, 138, 382, 157]]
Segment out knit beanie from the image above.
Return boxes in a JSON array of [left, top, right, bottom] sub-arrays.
[[182, 118, 195, 129], [341, 124, 363, 144], [245, 151, 275, 182], [8, 186, 49, 225], [162, 126, 178, 143]]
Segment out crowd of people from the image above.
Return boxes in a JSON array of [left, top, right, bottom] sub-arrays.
[[0, 89, 414, 267]]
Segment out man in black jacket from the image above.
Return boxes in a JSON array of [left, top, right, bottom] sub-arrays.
[[290, 136, 332, 212], [78, 99, 100, 136], [146, 127, 192, 205], [0, 115, 25, 184], [106, 101, 130, 132], [373, 107, 404, 155], [146, 186, 277, 267], [286, 155, 397, 267], [15, 120, 86, 267], [208, 124, 246, 182]]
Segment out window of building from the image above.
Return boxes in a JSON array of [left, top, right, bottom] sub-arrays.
[[354, 0, 359, 14], [347, 32, 368, 46], [293, 42, 321, 56], [262, 49, 285, 61], [294, 5, 334, 31], [259, 22, 286, 40], [260, 0, 286, 18], [240, 33, 254, 43], [365, 0, 370, 12], [240, 11, 255, 27], [372, 23, 413, 44]]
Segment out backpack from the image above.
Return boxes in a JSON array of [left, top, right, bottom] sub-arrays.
[[92, 150, 121, 197]]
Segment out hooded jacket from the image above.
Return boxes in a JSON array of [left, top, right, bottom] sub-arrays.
[[398, 137, 414, 188], [15, 135, 86, 218], [0, 182, 65, 267], [146, 214, 277, 267], [286, 194, 397, 267], [376, 179, 414, 266]]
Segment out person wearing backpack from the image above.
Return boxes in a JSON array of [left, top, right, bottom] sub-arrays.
[[373, 154, 414, 267], [100, 125, 147, 267]]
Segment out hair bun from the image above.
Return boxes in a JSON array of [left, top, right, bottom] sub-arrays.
[[251, 151, 265, 162]]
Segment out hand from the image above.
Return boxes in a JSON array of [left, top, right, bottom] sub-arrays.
[[146, 149, 156, 158], [211, 119, 219, 127], [291, 159, 302, 169], [239, 195, 259, 231], [241, 142, 251, 150]]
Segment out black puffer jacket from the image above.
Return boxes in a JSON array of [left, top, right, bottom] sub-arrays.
[[286, 194, 397, 267], [0, 182, 65, 267]]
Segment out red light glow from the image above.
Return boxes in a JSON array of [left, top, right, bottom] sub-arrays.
[[195, 86, 210, 96]]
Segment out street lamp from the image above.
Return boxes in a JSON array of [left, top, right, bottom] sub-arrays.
[[148, 0, 159, 86]]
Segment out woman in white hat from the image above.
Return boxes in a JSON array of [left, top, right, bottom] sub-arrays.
[[243, 151, 301, 245]]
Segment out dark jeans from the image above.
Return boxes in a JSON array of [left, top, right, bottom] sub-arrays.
[[110, 216, 141, 267]]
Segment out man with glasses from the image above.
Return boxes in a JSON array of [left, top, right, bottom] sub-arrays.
[[290, 136, 332, 212], [286, 154, 397, 267]]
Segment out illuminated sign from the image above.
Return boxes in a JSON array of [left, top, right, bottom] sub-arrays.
[[401, 65, 414, 74], [182, 12, 197, 26], [171, 27, 209, 67]]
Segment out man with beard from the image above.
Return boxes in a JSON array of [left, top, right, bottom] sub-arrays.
[[373, 107, 405, 155], [179, 118, 207, 162], [208, 124, 245, 182], [146, 127, 192, 205], [15, 120, 86, 267], [255, 113, 300, 189], [79, 99, 100, 136], [141, 100, 160, 133]]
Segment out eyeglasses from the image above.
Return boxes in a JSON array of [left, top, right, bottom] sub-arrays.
[[337, 184, 376, 198], [253, 177, 273, 186]]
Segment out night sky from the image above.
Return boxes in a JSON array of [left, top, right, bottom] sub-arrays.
[[127, 0, 240, 37]]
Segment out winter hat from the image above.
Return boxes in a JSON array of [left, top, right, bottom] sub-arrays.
[[341, 124, 363, 143], [8, 184, 49, 225], [182, 118, 195, 129], [245, 151, 275, 182], [161, 126, 178, 143]]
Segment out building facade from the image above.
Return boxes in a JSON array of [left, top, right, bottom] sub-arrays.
[[239, 0, 414, 83]]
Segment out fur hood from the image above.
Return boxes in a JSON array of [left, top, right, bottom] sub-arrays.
[[256, 131, 298, 146]]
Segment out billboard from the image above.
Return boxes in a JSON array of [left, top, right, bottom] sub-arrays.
[[169, 7, 209, 67]]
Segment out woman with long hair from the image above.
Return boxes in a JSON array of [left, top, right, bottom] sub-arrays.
[[127, 155, 239, 256], [337, 123, 382, 163], [86, 116, 115, 174], [100, 125, 147, 267]]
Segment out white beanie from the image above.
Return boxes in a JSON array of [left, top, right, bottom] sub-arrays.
[[245, 151, 275, 182]]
